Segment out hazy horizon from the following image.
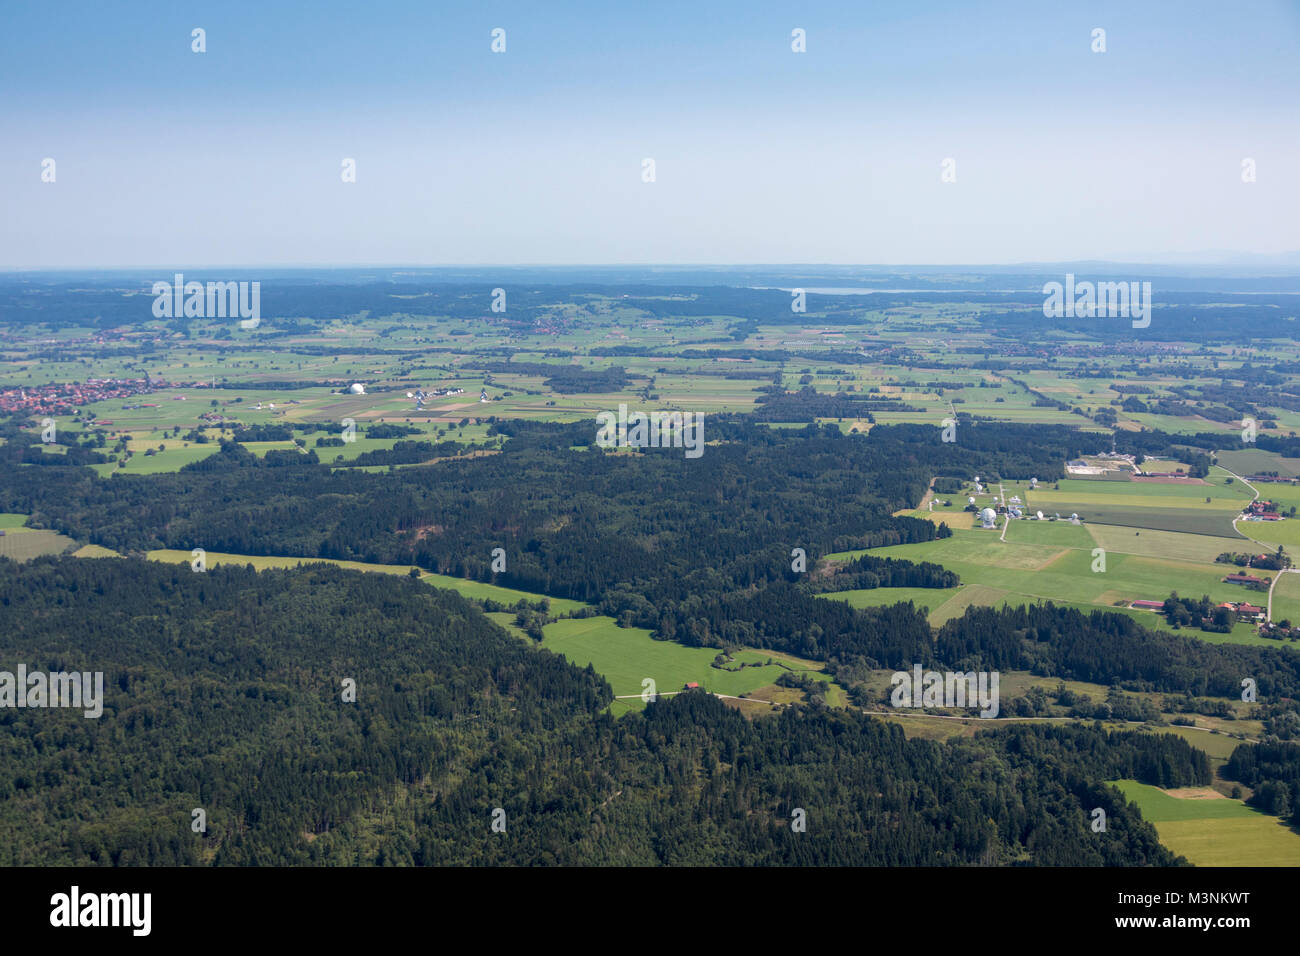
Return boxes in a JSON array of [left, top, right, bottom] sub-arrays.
[[3, 0, 1298, 269]]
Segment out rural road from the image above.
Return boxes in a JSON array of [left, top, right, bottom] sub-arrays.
[[1217, 464, 1293, 622], [998, 482, 1010, 541], [1217, 464, 1261, 540]]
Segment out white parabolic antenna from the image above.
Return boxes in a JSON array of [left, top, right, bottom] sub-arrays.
[[968, 496, 976, 505], [1036, 510, 1045, 520]]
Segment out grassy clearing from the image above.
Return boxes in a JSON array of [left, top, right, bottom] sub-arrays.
[[0, 530, 77, 561], [1113, 779, 1300, 866], [419, 572, 588, 615], [825, 528, 1282, 647], [538, 616, 837, 716], [825, 586, 961, 614], [70, 544, 121, 558], [89, 444, 221, 476], [148, 549, 416, 575]]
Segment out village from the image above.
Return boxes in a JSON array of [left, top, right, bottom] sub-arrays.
[[0, 378, 164, 417]]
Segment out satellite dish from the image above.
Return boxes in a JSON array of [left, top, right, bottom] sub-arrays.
[[1036, 510, 1045, 520], [1071, 513, 1078, 521], [974, 476, 981, 483], [968, 496, 976, 505]]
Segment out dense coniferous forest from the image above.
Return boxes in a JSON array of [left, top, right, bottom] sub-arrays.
[[0, 557, 1199, 866], [0, 420, 1101, 607], [1223, 742, 1300, 824]]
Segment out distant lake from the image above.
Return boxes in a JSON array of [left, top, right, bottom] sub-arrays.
[[749, 286, 1023, 294]]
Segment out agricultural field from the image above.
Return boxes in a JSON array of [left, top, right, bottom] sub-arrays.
[[0, 527, 77, 561], [1112, 780, 1300, 866], [1217, 448, 1300, 479], [1268, 572, 1300, 626], [825, 523, 1285, 646], [538, 616, 840, 716]]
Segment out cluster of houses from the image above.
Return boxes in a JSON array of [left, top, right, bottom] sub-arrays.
[[1065, 454, 1138, 477], [0, 378, 161, 416], [1219, 601, 1266, 622], [1130, 598, 1266, 623], [405, 386, 476, 410], [1242, 500, 1284, 522]]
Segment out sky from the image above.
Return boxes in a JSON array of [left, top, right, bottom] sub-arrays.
[[2, 0, 1298, 269]]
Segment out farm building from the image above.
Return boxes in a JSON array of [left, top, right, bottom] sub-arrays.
[[1130, 600, 1166, 610], [1224, 573, 1268, 587], [683, 682, 700, 690], [1235, 603, 1266, 622]]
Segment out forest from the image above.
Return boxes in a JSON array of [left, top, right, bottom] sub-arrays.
[[0, 557, 1202, 866], [3, 419, 1296, 702]]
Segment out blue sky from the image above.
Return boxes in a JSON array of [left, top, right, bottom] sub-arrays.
[[2, 0, 1298, 268]]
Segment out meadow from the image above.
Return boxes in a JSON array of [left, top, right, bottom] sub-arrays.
[[825, 523, 1284, 647], [1112, 780, 1300, 866], [537, 615, 839, 716]]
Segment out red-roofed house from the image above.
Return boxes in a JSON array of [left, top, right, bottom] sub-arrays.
[[1225, 573, 1268, 586]]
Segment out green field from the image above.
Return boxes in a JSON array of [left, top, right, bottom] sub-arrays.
[[1269, 571, 1300, 625], [825, 526, 1280, 646], [0, 529, 77, 561], [419, 572, 588, 615], [538, 615, 838, 716], [828, 586, 962, 614], [1113, 779, 1300, 866], [90, 443, 222, 476], [1217, 448, 1300, 479], [70, 544, 121, 558]]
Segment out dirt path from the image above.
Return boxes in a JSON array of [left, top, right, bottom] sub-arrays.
[[918, 477, 936, 512]]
